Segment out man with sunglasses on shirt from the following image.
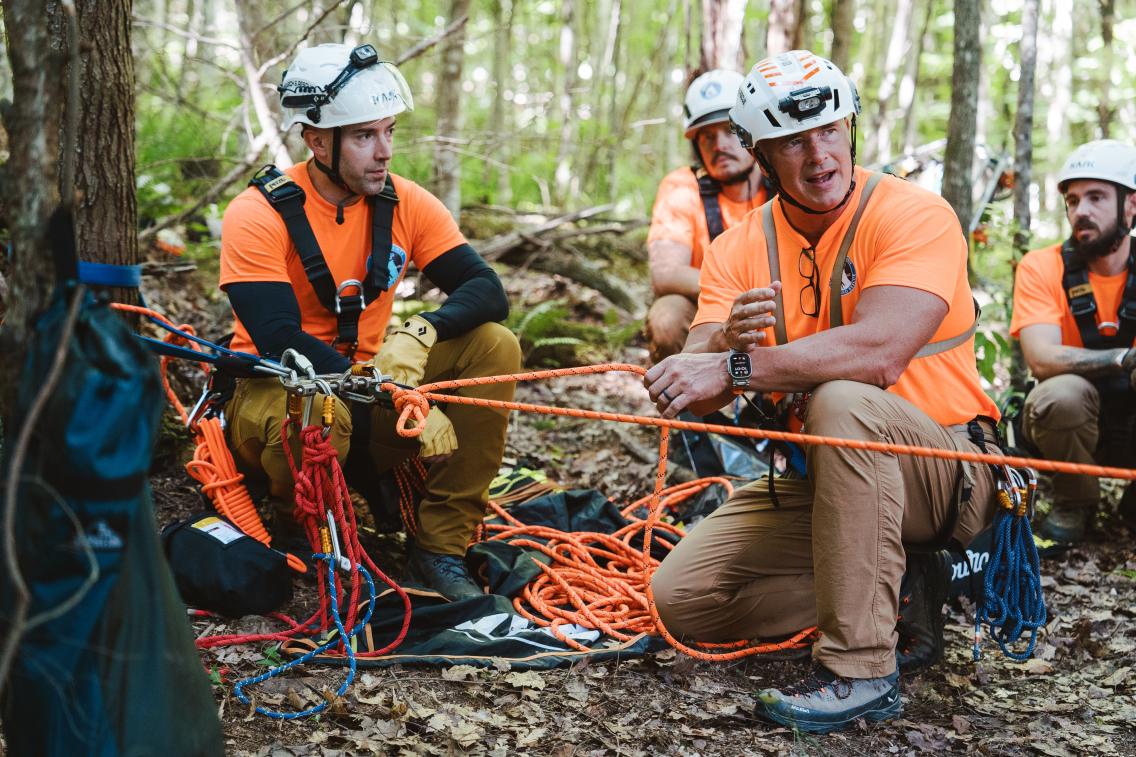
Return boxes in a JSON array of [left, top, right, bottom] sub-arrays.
[[219, 43, 520, 601], [1010, 140, 1136, 543], [642, 50, 1000, 733]]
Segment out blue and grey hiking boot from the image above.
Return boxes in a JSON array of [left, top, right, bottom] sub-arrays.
[[405, 545, 483, 601], [1038, 504, 1088, 543], [755, 666, 901, 733]]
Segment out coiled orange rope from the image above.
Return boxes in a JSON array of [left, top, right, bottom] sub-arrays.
[[110, 303, 306, 572], [384, 362, 1136, 661]]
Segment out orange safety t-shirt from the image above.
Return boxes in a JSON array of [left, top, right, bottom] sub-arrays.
[[220, 162, 466, 361], [694, 166, 997, 426], [647, 166, 769, 269], [1010, 242, 1132, 347]]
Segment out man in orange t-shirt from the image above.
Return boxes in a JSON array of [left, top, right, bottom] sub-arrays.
[[644, 51, 1000, 734], [1010, 140, 1136, 543], [644, 69, 769, 363], [219, 44, 520, 601]]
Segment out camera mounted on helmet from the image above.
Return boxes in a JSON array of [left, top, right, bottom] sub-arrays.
[[279, 44, 380, 125]]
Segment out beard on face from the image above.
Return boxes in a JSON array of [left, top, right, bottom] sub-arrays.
[[715, 160, 757, 185], [1071, 217, 1129, 260]]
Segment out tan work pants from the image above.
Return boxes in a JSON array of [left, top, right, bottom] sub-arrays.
[[651, 380, 999, 679], [226, 322, 521, 555], [645, 294, 697, 365], [1021, 374, 1104, 510]]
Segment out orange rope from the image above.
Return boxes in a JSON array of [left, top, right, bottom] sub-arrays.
[[109, 302, 305, 572], [392, 363, 1136, 481], [384, 362, 1136, 660]]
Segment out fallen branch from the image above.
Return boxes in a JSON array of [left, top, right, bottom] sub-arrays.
[[138, 143, 268, 245], [479, 204, 613, 261], [524, 248, 635, 311]]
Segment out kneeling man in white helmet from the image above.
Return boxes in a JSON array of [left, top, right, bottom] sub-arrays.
[[219, 43, 521, 601], [644, 50, 1001, 733], [644, 69, 770, 364], [1010, 139, 1136, 543]]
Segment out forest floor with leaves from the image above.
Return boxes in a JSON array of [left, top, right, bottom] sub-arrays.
[[143, 241, 1136, 756]]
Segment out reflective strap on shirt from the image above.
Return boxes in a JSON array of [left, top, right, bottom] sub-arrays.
[[761, 170, 978, 359]]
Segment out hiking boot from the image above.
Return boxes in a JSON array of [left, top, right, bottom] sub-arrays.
[[1038, 504, 1088, 543], [1119, 484, 1136, 531], [405, 545, 483, 601], [755, 665, 902, 733], [896, 549, 951, 674]]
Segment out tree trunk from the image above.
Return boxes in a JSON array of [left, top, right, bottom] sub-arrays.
[[72, 0, 139, 300], [483, 0, 513, 204], [941, 0, 981, 236], [234, 0, 291, 167], [899, 0, 933, 154], [1011, 0, 1040, 392], [869, 0, 913, 163], [432, 0, 470, 219], [1097, 0, 1115, 137], [829, 0, 855, 71], [553, 0, 578, 205], [766, 0, 800, 56], [701, 0, 748, 71], [1041, 0, 1072, 218], [0, 0, 64, 417], [1012, 0, 1040, 257], [604, 0, 623, 203]]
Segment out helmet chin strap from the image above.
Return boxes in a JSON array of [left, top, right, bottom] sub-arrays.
[[754, 117, 859, 216], [312, 126, 357, 224]]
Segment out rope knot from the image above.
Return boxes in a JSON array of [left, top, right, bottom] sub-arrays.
[[387, 384, 429, 438]]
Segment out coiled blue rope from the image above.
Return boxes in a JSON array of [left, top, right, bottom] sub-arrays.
[[234, 555, 377, 720], [974, 491, 1047, 661]]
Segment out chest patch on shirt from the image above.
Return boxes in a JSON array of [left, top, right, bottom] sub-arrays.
[[840, 259, 857, 296]]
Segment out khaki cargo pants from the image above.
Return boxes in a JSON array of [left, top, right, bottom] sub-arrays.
[[225, 323, 521, 555], [1022, 373, 1136, 510], [650, 380, 1000, 679]]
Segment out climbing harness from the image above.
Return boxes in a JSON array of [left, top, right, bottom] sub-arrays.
[[1061, 240, 1136, 350], [249, 165, 403, 357], [693, 167, 726, 243]]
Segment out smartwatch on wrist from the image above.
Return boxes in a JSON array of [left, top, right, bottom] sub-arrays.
[[727, 349, 752, 394]]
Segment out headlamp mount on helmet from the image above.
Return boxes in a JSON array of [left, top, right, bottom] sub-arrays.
[[778, 86, 833, 122], [279, 44, 380, 125]]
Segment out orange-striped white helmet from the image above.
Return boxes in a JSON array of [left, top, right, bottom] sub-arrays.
[[729, 50, 859, 149]]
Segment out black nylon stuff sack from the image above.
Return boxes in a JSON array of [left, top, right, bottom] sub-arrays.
[[162, 512, 293, 617]]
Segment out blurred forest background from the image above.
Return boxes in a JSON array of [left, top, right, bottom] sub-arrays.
[[1, 0, 1136, 391]]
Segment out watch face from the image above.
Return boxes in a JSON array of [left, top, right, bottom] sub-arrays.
[[728, 351, 751, 379]]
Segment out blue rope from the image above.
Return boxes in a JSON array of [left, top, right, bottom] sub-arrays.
[[974, 503, 1047, 661], [233, 556, 377, 720]]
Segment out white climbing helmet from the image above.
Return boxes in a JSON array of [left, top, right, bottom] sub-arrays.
[[1057, 139, 1136, 193], [683, 70, 746, 138], [278, 43, 414, 130], [728, 50, 860, 148]]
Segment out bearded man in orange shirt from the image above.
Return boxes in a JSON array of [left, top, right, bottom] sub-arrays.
[[643, 51, 1001, 733], [644, 70, 770, 364], [1010, 140, 1136, 543]]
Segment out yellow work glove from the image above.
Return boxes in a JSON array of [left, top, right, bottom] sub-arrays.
[[374, 314, 437, 386], [414, 407, 459, 462]]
